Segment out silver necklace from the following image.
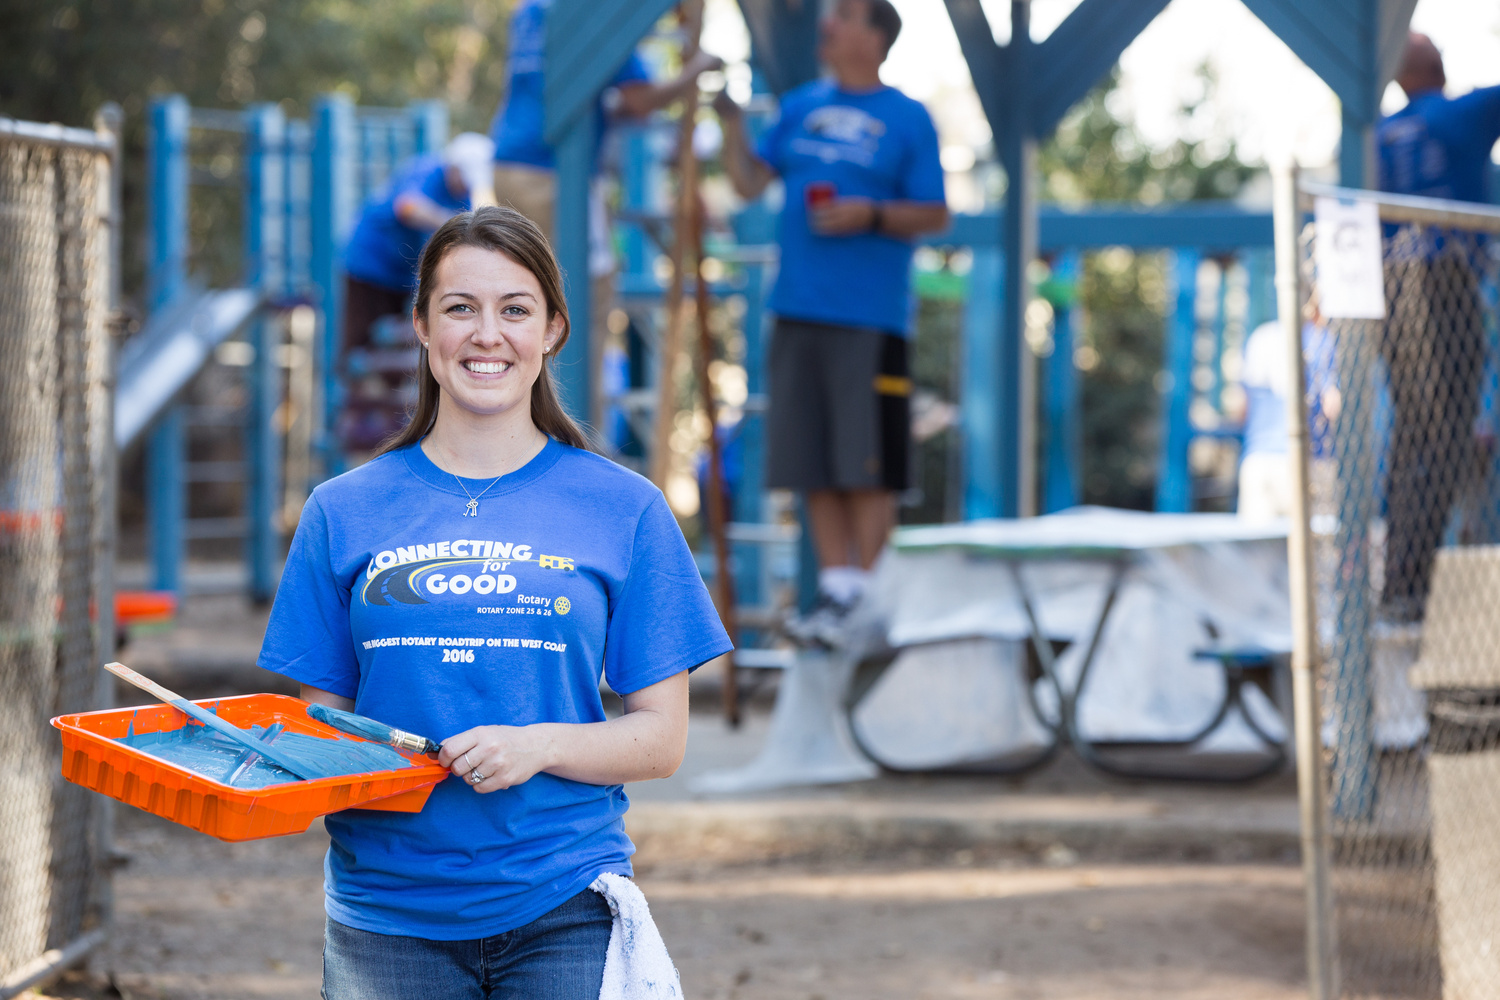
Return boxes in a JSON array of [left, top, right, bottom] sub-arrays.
[[453, 473, 504, 517]]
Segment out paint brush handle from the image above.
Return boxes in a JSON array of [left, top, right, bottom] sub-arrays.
[[306, 703, 441, 755], [104, 661, 316, 780], [225, 722, 285, 787]]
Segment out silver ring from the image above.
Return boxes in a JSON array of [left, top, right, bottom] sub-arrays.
[[470, 771, 485, 784], [463, 751, 475, 771]]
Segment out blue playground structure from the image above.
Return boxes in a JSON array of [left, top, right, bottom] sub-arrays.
[[131, 94, 446, 600], [128, 0, 1430, 810]]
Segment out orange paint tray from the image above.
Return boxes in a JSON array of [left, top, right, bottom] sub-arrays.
[[52, 693, 450, 842]]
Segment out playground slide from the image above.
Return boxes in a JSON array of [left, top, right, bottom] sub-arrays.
[[114, 287, 260, 449]]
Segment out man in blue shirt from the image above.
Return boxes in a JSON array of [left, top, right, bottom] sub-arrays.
[[1236, 316, 1338, 523], [488, 0, 721, 429], [717, 0, 948, 640], [340, 132, 494, 452], [1375, 34, 1500, 621], [488, 0, 721, 242]]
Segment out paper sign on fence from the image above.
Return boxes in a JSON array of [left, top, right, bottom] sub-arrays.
[[1314, 197, 1386, 319]]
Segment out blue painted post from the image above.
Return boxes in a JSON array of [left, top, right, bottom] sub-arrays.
[[732, 203, 775, 610], [619, 127, 651, 283], [244, 104, 287, 603], [1211, 257, 1229, 412], [1044, 250, 1082, 512], [962, 247, 1005, 518], [283, 119, 311, 294], [553, 114, 598, 421], [146, 95, 189, 593], [997, 0, 1037, 517], [312, 95, 356, 479], [1339, 107, 1372, 190], [409, 100, 448, 156], [1157, 249, 1199, 512]]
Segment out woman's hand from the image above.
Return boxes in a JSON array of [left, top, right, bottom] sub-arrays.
[[439, 725, 556, 793]]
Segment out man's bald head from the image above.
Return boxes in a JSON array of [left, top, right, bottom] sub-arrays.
[[1396, 32, 1445, 98]]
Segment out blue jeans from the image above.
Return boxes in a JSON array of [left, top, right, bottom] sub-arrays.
[[322, 888, 612, 999]]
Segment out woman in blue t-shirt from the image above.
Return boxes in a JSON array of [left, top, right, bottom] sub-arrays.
[[259, 205, 732, 999]]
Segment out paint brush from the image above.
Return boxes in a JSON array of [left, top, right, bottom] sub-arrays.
[[306, 703, 441, 755], [105, 662, 319, 780]]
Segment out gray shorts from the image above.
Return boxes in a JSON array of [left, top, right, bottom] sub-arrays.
[[765, 318, 911, 492]]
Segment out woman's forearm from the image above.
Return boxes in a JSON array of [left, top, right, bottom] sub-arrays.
[[529, 706, 686, 785], [437, 670, 690, 790]]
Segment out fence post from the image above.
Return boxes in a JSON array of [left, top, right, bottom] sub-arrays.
[[1156, 248, 1198, 512], [244, 104, 287, 603], [1044, 249, 1082, 512], [312, 94, 355, 479], [146, 95, 189, 593], [1275, 162, 1339, 1000]]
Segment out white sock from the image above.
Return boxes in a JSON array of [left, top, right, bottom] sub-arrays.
[[818, 566, 869, 606]]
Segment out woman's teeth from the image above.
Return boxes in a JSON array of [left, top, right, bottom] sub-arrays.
[[464, 360, 510, 374]]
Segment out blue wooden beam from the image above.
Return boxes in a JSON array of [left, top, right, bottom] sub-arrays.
[[244, 104, 287, 604], [543, 0, 677, 142], [737, 0, 821, 96], [311, 94, 356, 478], [1032, 0, 1172, 135], [1156, 249, 1198, 512], [1043, 250, 1082, 512], [940, 0, 1008, 137], [1240, 0, 1375, 121], [933, 205, 1275, 251], [961, 248, 1005, 519], [146, 95, 189, 593], [552, 114, 597, 422]]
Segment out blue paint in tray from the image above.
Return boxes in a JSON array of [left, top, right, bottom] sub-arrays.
[[116, 716, 413, 788]]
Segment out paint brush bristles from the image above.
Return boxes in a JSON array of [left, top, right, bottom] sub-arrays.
[[306, 703, 440, 755]]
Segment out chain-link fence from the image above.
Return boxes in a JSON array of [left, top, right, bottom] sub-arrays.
[[1282, 173, 1500, 1000], [0, 116, 117, 992]]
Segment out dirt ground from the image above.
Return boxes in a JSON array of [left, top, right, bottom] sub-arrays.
[[28, 592, 1308, 1000], [28, 800, 1307, 1000]]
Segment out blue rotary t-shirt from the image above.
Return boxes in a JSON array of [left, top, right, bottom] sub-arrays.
[[757, 80, 946, 336], [1378, 85, 1500, 203], [342, 156, 468, 293], [489, 0, 650, 170], [258, 438, 731, 940]]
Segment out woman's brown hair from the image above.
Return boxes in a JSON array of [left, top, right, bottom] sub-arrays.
[[375, 205, 591, 455]]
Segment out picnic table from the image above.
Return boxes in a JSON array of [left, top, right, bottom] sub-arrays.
[[693, 509, 1294, 794]]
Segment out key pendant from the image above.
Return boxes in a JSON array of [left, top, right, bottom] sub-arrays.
[[464, 499, 479, 517]]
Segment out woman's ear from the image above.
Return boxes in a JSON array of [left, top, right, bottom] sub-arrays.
[[412, 305, 428, 349], [543, 312, 565, 356]]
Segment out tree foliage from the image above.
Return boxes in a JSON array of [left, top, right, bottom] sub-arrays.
[[0, 0, 512, 303]]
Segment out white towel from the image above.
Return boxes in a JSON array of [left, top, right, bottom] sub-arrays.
[[589, 873, 683, 1000]]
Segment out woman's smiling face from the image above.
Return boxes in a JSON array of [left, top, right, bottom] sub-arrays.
[[414, 244, 564, 426]]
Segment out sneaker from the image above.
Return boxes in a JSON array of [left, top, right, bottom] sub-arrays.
[[784, 592, 857, 648]]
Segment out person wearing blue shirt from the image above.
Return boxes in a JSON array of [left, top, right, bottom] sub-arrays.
[[487, 0, 721, 242], [260, 206, 731, 999], [339, 132, 494, 451], [1236, 316, 1339, 523], [716, 0, 948, 642], [1375, 33, 1500, 621], [488, 0, 721, 429]]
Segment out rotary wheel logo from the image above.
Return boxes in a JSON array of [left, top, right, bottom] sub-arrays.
[[554, 596, 571, 615]]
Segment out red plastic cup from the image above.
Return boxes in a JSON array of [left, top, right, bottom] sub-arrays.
[[804, 181, 836, 209]]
